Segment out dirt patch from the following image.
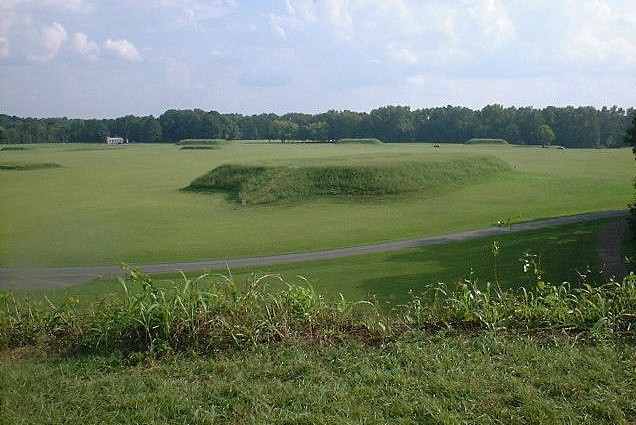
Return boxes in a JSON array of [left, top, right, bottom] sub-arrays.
[[598, 220, 627, 281]]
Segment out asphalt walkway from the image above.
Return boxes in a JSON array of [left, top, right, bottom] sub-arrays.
[[0, 209, 627, 290]]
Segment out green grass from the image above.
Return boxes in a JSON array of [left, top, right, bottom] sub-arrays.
[[2, 217, 635, 424], [2, 262, 636, 423], [13, 218, 616, 310], [1, 336, 633, 424], [465, 138, 509, 145], [0, 143, 631, 267], [185, 157, 511, 204]]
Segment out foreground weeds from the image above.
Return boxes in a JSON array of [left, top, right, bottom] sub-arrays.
[[2, 266, 636, 424], [1, 264, 635, 357]]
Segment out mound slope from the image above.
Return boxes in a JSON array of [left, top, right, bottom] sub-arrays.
[[185, 157, 511, 204]]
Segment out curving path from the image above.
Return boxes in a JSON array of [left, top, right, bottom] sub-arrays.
[[0, 210, 627, 290]]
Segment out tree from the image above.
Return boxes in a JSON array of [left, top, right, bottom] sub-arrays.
[[369, 105, 414, 142], [535, 124, 556, 147], [302, 121, 328, 141], [269, 120, 299, 142]]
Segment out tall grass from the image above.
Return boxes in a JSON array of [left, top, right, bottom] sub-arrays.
[[2, 261, 635, 357]]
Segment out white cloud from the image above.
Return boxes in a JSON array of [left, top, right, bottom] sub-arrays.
[[72, 32, 99, 60], [465, 0, 515, 49], [28, 22, 68, 62], [164, 57, 191, 88], [0, 36, 8, 57], [559, 0, 636, 67], [323, 0, 353, 38], [103, 38, 141, 62], [160, 0, 237, 28], [386, 43, 418, 64]]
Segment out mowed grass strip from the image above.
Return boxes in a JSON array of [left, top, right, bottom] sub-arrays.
[[0, 143, 631, 267], [185, 157, 511, 204]]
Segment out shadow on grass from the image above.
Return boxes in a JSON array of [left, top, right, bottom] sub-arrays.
[[357, 221, 603, 304]]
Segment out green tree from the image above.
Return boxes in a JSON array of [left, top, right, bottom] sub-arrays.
[[269, 120, 299, 142], [535, 124, 556, 147], [303, 121, 328, 141]]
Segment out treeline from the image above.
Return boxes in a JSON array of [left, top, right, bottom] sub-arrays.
[[0, 104, 633, 148]]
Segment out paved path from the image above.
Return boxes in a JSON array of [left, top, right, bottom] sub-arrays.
[[0, 210, 627, 290]]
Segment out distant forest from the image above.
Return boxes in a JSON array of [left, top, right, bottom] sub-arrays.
[[1, 105, 633, 148]]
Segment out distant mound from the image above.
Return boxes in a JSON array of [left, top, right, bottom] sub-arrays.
[[184, 157, 511, 205], [0, 162, 61, 170], [1, 146, 30, 151], [465, 138, 509, 145], [180, 146, 218, 150], [335, 138, 383, 145], [176, 139, 228, 146]]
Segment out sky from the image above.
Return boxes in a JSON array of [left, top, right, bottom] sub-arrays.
[[0, 0, 635, 118]]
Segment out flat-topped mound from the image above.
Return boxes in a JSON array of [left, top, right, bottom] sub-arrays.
[[465, 138, 509, 145], [176, 139, 228, 146], [185, 156, 511, 204], [336, 138, 383, 145]]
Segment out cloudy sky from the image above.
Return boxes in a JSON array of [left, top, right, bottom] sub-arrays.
[[0, 0, 635, 118]]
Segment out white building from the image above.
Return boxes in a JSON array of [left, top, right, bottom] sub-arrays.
[[105, 137, 125, 144]]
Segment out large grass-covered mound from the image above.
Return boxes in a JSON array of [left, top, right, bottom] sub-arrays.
[[465, 138, 509, 145], [336, 138, 383, 145], [185, 156, 511, 204], [176, 138, 228, 146]]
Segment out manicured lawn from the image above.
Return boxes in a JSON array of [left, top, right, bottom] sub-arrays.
[[28, 218, 614, 306], [0, 143, 631, 267]]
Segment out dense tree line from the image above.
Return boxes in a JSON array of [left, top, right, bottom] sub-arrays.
[[0, 105, 633, 148]]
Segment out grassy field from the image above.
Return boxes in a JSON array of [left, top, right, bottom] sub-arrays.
[[0, 143, 632, 268], [14, 217, 621, 309], [3, 253, 636, 424]]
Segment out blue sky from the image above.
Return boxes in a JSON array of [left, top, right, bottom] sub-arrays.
[[0, 0, 634, 118]]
